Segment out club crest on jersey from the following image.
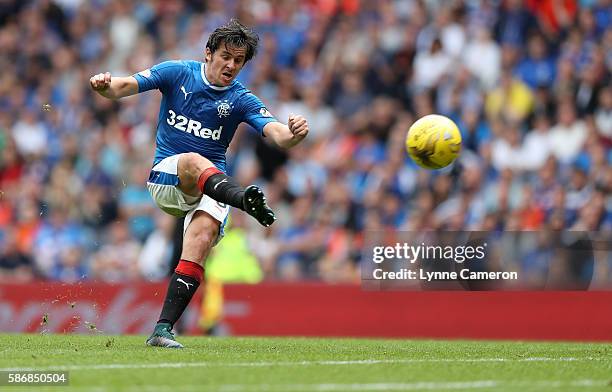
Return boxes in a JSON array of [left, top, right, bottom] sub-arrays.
[[216, 100, 233, 118]]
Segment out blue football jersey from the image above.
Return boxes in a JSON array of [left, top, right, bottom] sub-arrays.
[[133, 60, 278, 173]]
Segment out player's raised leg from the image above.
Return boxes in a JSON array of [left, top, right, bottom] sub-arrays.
[[146, 211, 219, 348], [177, 152, 275, 226]]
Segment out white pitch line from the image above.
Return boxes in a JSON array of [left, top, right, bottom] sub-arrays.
[[16, 379, 610, 392], [217, 380, 611, 392], [0, 357, 605, 372], [220, 381, 501, 391]]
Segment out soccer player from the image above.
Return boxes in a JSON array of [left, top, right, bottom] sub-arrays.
[[90, 20, 309, 348]]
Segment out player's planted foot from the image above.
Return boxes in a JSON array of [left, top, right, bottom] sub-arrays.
[[146, 322, 184, 349], [243, 185, 276, 227]]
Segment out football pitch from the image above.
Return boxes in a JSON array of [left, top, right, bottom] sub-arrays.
[[0, 334, 610, 392]]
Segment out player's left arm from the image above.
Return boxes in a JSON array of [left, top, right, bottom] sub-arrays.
[[263, 115, 309, 149], [240, 92, 308, 149]]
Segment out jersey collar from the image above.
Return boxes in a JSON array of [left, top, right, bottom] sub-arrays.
[[200, 63, 233, 91]]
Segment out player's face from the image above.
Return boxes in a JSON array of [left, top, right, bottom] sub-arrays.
[[205, 43, 247, 86]]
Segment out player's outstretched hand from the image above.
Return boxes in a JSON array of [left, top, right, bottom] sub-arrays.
[[90, 72, 112, 91], [288, 114, 309, 141]]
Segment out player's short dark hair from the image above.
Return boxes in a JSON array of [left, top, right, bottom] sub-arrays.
[[206, 19, 259, 63]]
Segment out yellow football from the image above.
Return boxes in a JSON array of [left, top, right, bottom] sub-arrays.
[[406, 114, 462, 169]]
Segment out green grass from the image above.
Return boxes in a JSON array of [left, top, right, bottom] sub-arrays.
[[0, 334, 610, 391]]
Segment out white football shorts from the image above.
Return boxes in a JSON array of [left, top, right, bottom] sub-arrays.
[[146, 154, 230, 243]]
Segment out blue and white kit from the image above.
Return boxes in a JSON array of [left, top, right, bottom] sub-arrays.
[[133, 60, 278, 238]]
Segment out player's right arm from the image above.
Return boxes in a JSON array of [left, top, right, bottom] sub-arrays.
[[91, 62, 183, 99], [90, 72, 138, 100]]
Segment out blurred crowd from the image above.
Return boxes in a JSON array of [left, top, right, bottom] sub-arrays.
[[0, 0, 610, 284]]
